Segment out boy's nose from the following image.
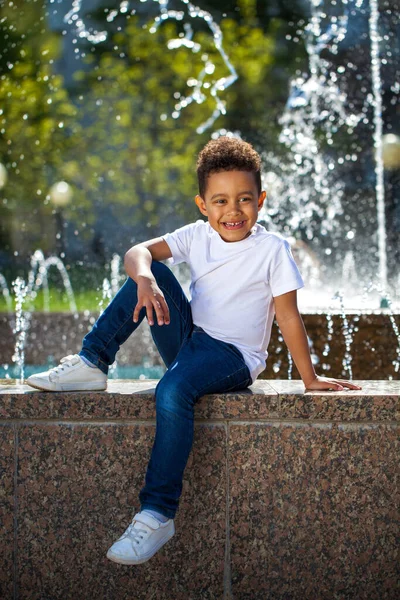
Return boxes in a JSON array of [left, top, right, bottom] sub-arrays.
[[227, 203, 242, 214]]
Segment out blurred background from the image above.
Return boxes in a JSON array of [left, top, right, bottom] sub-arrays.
[[0, 0, 399, 311]]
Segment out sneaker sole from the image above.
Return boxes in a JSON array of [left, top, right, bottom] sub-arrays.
[[26, 380, 107, 392], [106, 529, 175, 565]]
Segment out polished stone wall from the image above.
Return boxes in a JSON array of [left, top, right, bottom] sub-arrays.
[[1, 311, 400, 379], [0, 380, 398, 599]]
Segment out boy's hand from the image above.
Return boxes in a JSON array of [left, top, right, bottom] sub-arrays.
[[133, 276, 170, 326], [304, 375, 362, 391]]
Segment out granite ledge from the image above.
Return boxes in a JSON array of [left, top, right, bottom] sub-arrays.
[[0, 379, 398, 422]]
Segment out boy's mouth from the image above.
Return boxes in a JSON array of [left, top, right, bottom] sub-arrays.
[[221, 220, 246, 230]]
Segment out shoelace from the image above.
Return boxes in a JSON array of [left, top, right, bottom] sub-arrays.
[[124, 521, 148, 546], [49, 355, 79, 377]]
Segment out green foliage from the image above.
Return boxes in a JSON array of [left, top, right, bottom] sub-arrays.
[[0, 0, 81, 251], [0, 287, 105, 313], [0, 0, 306, 259]]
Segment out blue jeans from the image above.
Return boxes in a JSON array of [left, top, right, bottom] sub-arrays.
[[80, 261, 252, 519]]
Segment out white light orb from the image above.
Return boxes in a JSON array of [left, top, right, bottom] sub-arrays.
[[382, 133, 400, 170], [263, 171, 283, 196], [49, 181, 73, 207], [0, 163, 7, 189]]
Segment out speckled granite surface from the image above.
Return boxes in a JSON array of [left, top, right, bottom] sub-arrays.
[[229, 423, 398, 599], [0, 380, 399, 599], [0, 425, 14, 600], [1, 379, 399, 421], [16, 424, 226, 600]]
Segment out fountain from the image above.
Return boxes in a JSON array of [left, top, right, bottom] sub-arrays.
[[1, 9, 399, 594], [0, 0, 399, 382], [63, 0, 238, 134]]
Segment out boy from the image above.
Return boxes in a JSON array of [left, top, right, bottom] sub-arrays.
[[27, 137, 361, 565]]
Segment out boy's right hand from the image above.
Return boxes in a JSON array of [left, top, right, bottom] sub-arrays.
[[133, 276, 170, 326]]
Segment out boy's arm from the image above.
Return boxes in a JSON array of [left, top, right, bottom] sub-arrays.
[[273, 291, 362, 390], [124, 237, 172, 326]]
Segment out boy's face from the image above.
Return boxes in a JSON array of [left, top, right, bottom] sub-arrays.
[[195, 170, 266, 243]]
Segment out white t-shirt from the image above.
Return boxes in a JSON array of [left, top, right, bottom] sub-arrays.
[[163, 220, 304, 382]]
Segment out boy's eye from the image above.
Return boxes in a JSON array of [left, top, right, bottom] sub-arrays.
[[213, 197, 251, 204]]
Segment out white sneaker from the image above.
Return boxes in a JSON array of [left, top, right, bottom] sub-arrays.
[[106, 512, 175, 565], [26, 354, 107, 392]]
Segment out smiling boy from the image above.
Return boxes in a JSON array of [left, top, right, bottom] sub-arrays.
[[27, 136, 361, 565]]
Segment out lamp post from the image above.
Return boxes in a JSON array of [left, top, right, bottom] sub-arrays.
[[0, 163, 9, 255], [49, 181, 72, 257], [382, 134, 400, 170], [382, 134, 400, 299], [0, 162, 7, 189]]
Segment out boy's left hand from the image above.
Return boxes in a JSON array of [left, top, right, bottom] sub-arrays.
[[305, 375, 362, 391]]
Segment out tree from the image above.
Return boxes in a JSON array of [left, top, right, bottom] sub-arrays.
[[0, 0, 306, 265], [0, 0, 80, 255]]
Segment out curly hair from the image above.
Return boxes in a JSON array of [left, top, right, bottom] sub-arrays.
[[196, 136, 262, 198]]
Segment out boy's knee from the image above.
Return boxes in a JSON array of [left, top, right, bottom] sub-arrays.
[[156, 375, 180, 402], [156, 373, 196, 410], [150, 260, 169, 278], [125, 263, 165, 286], [150, 260, 179, 288], [126, 276, 137, 288]]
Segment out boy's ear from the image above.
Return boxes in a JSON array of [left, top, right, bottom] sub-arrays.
[[258, 191, 267, 210], [195, 194, 208, 216]]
